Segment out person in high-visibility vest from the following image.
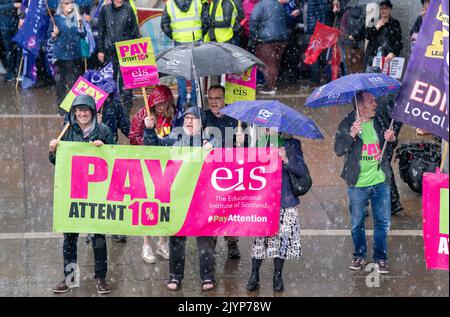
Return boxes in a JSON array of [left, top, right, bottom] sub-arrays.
[[204, 0, 243, 45], [161, 0, 210, 109]]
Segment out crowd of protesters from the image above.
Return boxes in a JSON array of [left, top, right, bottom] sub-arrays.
[[3, 0, 425, 95], [0, 0, 437, 295]]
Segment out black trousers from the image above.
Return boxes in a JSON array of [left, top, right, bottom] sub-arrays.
[[169, 236, 216, 282], [55, 59, 83, 106], [388, 154, 401, 206], [63, 233, 107, 279]]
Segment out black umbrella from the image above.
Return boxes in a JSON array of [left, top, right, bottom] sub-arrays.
[[156, 41, 264, 79]]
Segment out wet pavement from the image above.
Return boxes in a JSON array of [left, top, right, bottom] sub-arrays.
[[0, 80, 448, 297]]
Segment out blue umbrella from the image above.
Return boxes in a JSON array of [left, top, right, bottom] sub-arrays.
[[305, 73, 402, 166], [220, 100, 324, 140], [305, 73, 401, 108]]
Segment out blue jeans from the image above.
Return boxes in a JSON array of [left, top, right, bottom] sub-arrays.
[[348, 182, 391, 262], [174, 41, 197, 108]]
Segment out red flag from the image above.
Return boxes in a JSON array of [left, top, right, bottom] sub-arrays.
[[331, 42, 341, 80], [304, 22, 340, 65]]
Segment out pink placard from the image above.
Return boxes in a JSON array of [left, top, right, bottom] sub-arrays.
[[225, 67, 257, 89], [120, 65, 160, 89], [422, 172, 449, 271]]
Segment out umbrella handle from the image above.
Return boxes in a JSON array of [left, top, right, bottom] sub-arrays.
[[237, 120, 243, 147], [378, 119, 394, 169]]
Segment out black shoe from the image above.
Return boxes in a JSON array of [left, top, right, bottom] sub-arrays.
[[273, 270, 284, 292], [53, 280, 70, 293], [112, 235, 127, 242], [391, 203, 404, 215], [95, 278, 111, 294], [111, 235, 122, 242], [246, 272, 260, 291], [376, 261, 389, 274], [227, 241, 240, 259], [349, 257, 368, 270], [258, 87, 277, 95], [85, 233, 94, 244]]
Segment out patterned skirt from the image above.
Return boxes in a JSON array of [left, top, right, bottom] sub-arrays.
[[251, 206, 302, 260]]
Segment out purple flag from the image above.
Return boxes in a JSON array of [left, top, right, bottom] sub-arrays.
[[45, 38, 56, 79], [392, 0, 448, 142], [21, 50, 37, 89], [13, 0, 50, 56], [442, 0, 449, 113]]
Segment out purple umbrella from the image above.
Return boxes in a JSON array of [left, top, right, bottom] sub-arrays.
[[220, 100, 324, 140]]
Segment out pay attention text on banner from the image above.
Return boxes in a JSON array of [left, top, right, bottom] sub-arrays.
[[53, 142, 282, 236], [59, 77, 108, 112], [115, 37, 160, 89]]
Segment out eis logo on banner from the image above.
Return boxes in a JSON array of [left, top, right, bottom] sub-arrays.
[[211, 160, 267, 192]]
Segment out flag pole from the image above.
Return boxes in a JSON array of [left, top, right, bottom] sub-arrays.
[[44, 0, 56, 27], [57, 122, 70, 141], [379, 119, 395, 166], [142, 87, 151, 118], [440, 141, 448, 172], [15, 54, 24, 91]]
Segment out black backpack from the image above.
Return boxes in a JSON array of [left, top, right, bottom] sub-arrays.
[[285, 139, 312, 196]]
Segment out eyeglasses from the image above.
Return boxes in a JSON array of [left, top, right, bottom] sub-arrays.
[[184, 115, 197, 121], [208, 96, 223, 101]]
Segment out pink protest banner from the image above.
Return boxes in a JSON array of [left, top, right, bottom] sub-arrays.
[[115, 37, 160, 89], [422, 171, 449, 270], [59, 77, 108, 112], [53, 143, 282, 237]]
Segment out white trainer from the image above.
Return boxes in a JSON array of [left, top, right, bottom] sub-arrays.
[[142, 245, 156, 264], [156, 242, 170, 260]]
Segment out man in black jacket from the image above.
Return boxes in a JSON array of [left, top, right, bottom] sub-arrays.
[[97, 0, 140, 116], [363, 0, 403, 71], [49, 95, 114, 295], [203, 85, 247, 259], [334, 91, 397, 275]]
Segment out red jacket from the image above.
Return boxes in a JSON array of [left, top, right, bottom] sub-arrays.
[[129, 107, 147, 145], [129, 107, 173, 145]]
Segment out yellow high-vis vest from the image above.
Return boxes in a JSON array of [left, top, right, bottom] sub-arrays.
[[205, 0, 237, 43], [167, 0, 204, 43]]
